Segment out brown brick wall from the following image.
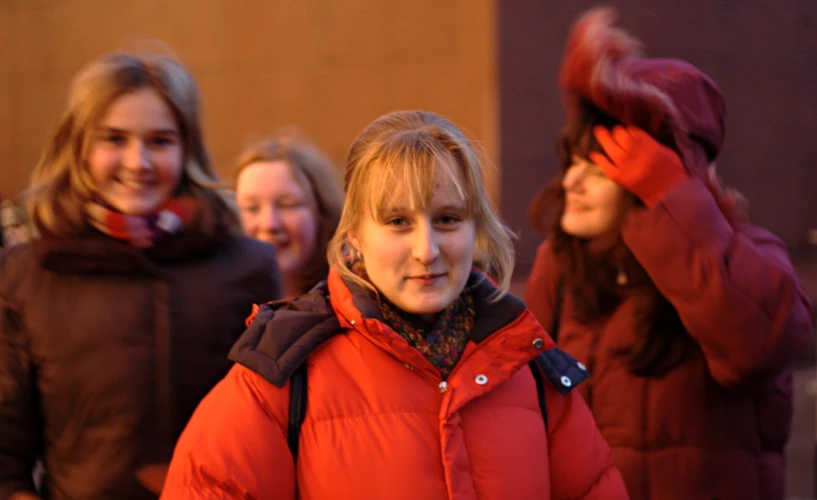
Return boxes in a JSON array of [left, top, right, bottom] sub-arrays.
[[0, 0, 499, 200]]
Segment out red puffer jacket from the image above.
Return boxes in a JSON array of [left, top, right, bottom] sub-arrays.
[[161, 268, 629, 499]]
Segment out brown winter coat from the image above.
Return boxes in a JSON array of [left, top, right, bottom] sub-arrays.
[[0, 231, 280, 500]]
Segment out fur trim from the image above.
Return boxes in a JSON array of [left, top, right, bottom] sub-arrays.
[[559, 7, 695, 168], [559, 8, 642, 93]]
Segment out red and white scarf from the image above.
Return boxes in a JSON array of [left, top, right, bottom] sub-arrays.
[[86, 196, 195, 248]]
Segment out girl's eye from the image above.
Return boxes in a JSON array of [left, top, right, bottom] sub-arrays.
[[386, 217, 408, 227], [436, 215, 461, 225], [566, 159, 584, 172], [277, 201, 306, 210], [103, 134, 126, 145], [240, 205, 260, 215], [151, 136, 175, 147]]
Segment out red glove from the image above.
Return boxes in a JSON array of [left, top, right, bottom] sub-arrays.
[[588, 125, 688, 207]]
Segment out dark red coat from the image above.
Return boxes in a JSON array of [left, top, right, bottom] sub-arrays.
[[525, 178, 813, 500]]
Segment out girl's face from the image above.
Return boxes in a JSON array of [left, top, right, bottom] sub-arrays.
[[236, 160, 319, 283], [560, 155, 630, 249], [87, 88, 183, 215], [349, 167, 475, 320]]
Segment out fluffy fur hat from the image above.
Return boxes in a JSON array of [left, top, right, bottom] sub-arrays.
[[559, 8, 726, 172]]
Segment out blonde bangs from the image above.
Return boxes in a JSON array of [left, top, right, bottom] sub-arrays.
[[359, 139, 469, 224]]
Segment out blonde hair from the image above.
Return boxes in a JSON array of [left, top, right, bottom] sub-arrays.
[[26, 50, 241, 237], [327, 110, 515, 298], [234, 130, 344, 293]]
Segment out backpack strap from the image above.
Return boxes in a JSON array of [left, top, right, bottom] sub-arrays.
[[527, 275, 565, 434], [528, 344, 590, 436], [550, 276, 565, 342], [287, 362, 309, 460], [528, 360, 549, 433]]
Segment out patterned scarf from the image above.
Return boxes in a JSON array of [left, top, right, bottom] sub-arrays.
[[350, 258, 475, 380], [86, 196, 195, 248]]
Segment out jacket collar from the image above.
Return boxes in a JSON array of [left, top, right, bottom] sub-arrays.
[[231, 268, 531, 387], [29, 228, 230, 275], [229, 268, 586, 395], [229, 280, 339, 387], [334, 267, 528, 344]]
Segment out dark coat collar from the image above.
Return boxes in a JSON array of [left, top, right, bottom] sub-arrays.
[[229, 270, 586, 395], [29, 228, 231, 275]]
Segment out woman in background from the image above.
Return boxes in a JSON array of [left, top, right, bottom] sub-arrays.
[[0, 51, 280, 499], [234, 132, 343, 298], [524, 9, 813, 500]]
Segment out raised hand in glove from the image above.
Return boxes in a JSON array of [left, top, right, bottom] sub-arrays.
[[588, 125, 688, 207]]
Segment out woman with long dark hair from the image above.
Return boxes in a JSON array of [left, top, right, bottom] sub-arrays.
[[525, 8, 813, 500]]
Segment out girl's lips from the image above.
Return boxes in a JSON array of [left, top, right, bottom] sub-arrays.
[[565, 202, 591, 213], [408, 273, 445, 285]]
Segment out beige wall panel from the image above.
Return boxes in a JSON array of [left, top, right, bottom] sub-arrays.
[[1, 0, 498, 205]]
